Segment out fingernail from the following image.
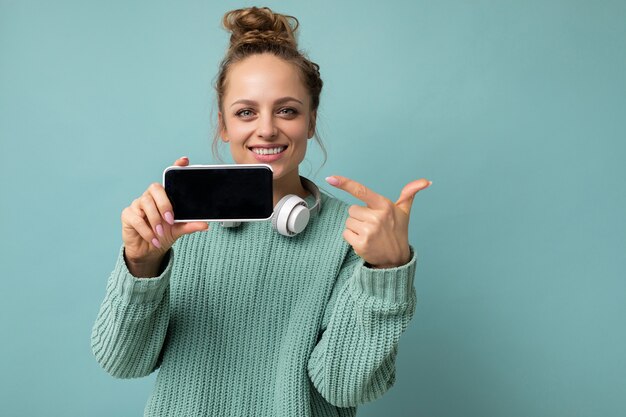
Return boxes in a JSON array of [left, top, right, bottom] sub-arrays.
[[164, 212, 174, 225], [325, 176, 340, 186], [156, 224, 164, 237], [181, 156, 188, 161], [428, 181, 433, 186], [151, 238, 162, 248]]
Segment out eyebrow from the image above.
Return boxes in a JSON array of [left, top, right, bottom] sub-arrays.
[[230, 97, 304, 108]]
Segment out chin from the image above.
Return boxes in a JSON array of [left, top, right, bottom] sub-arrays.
[[270, 168, 285, 180], [269, 165, 296, 181]]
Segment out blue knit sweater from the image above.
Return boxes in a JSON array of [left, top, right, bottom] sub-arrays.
[[91, 191, 417, 416]]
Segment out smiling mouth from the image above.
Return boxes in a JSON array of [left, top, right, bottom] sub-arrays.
[[248, 146, 287, 155]]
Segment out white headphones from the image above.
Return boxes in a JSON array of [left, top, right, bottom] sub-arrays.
[[221, 176, 322, 237]]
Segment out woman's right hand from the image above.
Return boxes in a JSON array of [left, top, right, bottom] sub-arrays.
[[121, 156, 209, 277]]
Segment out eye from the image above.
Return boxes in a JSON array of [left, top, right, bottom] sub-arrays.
[[278, 107, 298, 118], [235, 109, 255, 119]]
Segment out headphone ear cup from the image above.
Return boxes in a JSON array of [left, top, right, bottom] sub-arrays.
[[272, 194, 309, 236], [222, 177, 320, 235]]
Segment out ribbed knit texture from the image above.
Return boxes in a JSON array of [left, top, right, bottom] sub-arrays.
[[91, 192, 417, 417]]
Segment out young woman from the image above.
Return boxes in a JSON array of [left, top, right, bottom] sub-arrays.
[[92, 7, 431, 416]]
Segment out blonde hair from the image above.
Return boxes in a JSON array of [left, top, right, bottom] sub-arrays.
[[212, 7, 326, 164]]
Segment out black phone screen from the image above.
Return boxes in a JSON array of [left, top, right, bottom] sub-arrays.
[[163, 165, 273, 221]]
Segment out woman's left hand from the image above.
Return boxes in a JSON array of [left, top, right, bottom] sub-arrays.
[[326, 176, 432, 269]]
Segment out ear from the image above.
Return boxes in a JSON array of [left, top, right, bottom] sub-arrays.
[[307, 110, 317, 139], [218, 111, 229, 142]]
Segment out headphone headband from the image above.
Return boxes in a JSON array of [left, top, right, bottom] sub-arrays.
[[300, 176, 322, 218]]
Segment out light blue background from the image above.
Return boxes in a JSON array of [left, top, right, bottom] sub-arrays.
[[1, 0, 625, 416]]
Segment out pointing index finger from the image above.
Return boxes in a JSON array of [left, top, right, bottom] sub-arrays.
[[326, 175, 387, 208]]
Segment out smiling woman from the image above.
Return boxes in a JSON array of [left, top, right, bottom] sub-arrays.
[[215, 7, 323, 204], [219, 54, 316, 203], [91, 6, 430, 417]]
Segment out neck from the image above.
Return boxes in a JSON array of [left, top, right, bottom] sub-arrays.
[[272, 172, 309, 206]]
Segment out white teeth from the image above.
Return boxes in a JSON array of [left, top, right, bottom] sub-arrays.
[[251, 146, 286, 155]]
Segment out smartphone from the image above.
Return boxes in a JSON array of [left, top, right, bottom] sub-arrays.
[[163, 164, 274, 222]]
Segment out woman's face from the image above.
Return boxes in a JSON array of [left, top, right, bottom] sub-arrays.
[[219, 53, 316, 181]]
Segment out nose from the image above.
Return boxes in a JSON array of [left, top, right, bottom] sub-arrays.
[[256, 114, 277, 139]]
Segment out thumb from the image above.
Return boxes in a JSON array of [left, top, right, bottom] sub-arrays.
[[171, 221, 209, 240], [395, 179, 432, 215]]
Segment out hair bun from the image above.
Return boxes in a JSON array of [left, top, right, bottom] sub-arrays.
[[222, 7, 299, 51]]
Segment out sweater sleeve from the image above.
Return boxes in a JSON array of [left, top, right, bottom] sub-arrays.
[[90, 245, 173, 379], [307, 246, 417, 407]]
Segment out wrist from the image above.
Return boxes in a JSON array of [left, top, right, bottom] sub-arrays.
[[366, 247, 411, 269], [367, 262, 404, 269], [123, 248, 169, 278]]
